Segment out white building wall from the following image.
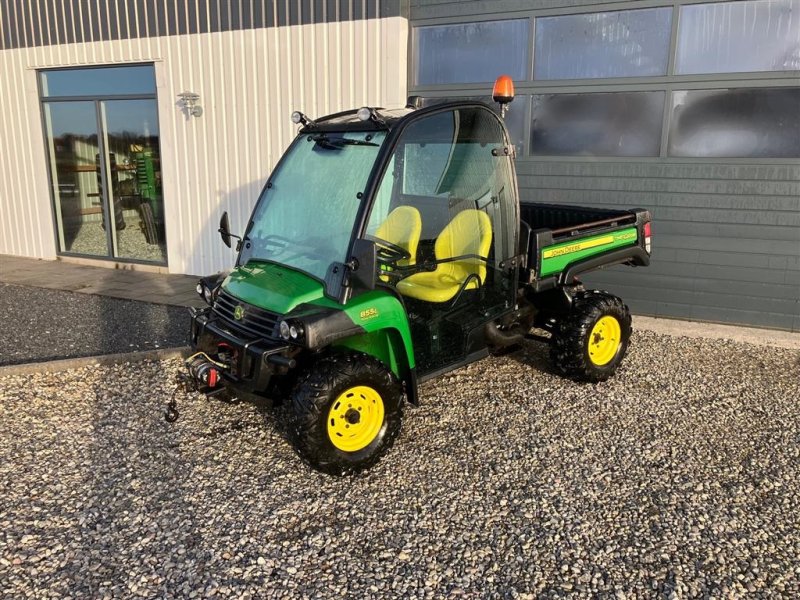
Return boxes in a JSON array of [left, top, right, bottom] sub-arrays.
[[0, 17, 408, 275]]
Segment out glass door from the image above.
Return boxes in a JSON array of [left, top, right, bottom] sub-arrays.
[[100, 100, 165, 262], [40, 65, 166, 265], [43, 101, 110, 256]]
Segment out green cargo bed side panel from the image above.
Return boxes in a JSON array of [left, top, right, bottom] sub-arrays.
[[540, 227, 638, 277]]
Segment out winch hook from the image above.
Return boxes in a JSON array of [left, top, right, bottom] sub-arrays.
[[164, 401, 179, 423], [164, 371, 194, 424]]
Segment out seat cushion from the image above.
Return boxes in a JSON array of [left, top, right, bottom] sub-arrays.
[[396, 209, 491, 303], [396, 264, 480, 303]]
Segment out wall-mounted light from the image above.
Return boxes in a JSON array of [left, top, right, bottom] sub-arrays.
[[178, 91, 203, 117]]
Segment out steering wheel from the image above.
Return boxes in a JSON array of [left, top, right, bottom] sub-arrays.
[[366, 235, 411, 266]]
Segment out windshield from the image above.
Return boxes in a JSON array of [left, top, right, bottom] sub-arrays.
[[241, 130, 386, 283]]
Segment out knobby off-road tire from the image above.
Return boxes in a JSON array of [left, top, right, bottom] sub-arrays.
[[550, 290, 632, 383], [291, 352, 403, 475]]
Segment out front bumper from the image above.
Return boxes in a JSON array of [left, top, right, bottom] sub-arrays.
[[190, 307, 297, 394]]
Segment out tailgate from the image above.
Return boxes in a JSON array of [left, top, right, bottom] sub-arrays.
[[523, 208, 651, 289]]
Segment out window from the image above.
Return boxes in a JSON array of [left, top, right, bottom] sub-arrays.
[[415, 96, 528, 153], [531, 91, 665, 157], [676, 0, 800, 74], [409, 2, 799, 161], [244, 132, 387, 283], [368, 107, 517, 261], [40, 65, 157, 97], [668, 87, 800, 158], [534, 8, 672, 80], [414, 20, 529, 85], [41, 64, 167, 264]]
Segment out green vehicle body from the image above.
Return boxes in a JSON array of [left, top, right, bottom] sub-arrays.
[[183, 94, 653, 472], [223, 262, 415, 378], [214, 223, 644, 387], [188, 98, 651, 413], [538, 227, 639, 278]]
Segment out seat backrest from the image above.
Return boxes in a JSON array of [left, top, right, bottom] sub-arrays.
[[375, 205, 422, 266], [434, 209, 493, 282]]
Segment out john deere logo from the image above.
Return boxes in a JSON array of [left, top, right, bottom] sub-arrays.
[[233, 305, 245, 320]]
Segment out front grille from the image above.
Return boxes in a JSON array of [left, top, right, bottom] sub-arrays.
[[213, 290, 279, 340]]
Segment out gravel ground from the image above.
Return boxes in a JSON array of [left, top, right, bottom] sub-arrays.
[[1, 331, 799, 598], [0, 284, 188, 366]]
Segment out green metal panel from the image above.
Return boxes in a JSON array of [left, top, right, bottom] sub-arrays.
[[222, 263, 327, 315], [222, 263, 416, 368], [338, 290, 416, 370], [539, 227, 638, 276]]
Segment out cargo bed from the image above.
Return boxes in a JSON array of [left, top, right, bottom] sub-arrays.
[[519, 202, 651, 290]]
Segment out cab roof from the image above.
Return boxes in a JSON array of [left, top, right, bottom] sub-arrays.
[[299, 107, 416, 134]]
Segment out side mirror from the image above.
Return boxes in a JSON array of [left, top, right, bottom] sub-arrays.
[[349, 238, 377, 292], [218, 211, 232, 248]]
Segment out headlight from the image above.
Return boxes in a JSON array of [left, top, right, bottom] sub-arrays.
[[357, 106, 372, 121], [196, 281, 214, 305], [197, 273, 228, 305], [279, 320, 305, 341]]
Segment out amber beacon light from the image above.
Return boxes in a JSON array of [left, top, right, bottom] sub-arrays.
[[492, 75, 515, 117]]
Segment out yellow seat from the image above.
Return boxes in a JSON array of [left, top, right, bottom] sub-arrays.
[[374, 206, 422, 283], [374, 205, 421, 267], [397, 209, 492, 303]]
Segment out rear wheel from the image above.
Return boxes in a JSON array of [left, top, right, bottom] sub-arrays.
[[291, 352, 403, 475], [550, 290, 632, 382]]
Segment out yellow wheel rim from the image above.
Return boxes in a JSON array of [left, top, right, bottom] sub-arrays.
[[327, 386, 385, 452], [588, 316, 622, 366]]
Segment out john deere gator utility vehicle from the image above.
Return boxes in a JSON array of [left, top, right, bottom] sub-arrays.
[[184, 76, 652, 474]]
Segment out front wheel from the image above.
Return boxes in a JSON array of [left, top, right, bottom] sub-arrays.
[[550, 290, 632, 383], [291, 352, 403, 475]]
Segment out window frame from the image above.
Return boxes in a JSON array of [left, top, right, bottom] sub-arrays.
[[667, 86, 800, 158], [39, 63, 158, 99], [36, 62, 170, 266], [530, 90, 668, 158], [674, 0, 800, 76]]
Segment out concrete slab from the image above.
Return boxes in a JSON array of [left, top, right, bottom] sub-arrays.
[[1, 254, 199, 308], [634, 315, 800, 350]]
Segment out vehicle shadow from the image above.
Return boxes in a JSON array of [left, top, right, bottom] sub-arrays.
[[51, 178, 269, 593], [494, 333, 559, 377]]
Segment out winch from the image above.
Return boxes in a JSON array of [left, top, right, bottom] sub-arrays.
[[164, 352, 227, 423]]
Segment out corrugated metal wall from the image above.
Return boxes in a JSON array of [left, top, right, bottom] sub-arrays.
[[0, 1, 408, 275], [410, 0, 800, 332]]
